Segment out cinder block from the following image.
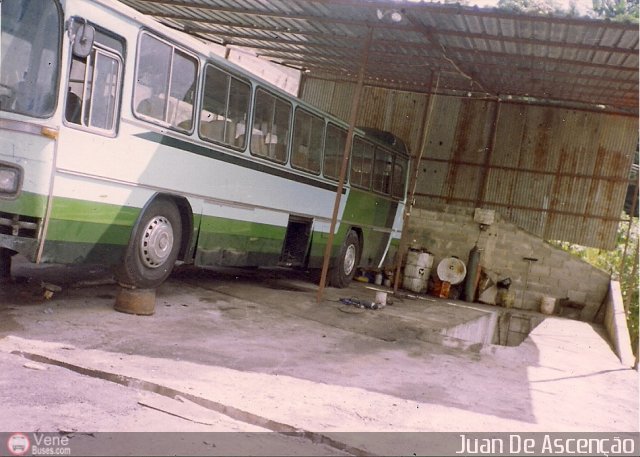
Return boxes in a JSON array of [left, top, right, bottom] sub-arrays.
[[530, 264, 552, 277], [526, 282, 551, 295], [548, 251, 570, 264]]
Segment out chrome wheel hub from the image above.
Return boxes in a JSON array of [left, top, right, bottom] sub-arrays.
[[343, 244, 356, 276], [139, 216, 174, 268]]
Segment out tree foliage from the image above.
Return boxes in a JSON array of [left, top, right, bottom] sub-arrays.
[[497, 0, 564, 14], [497, 0, 639, 21], [551, 215, 639, 356], [592, 0, 640, 21]]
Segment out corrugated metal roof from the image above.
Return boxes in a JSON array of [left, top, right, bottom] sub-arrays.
[[119, 0, 638, 115]]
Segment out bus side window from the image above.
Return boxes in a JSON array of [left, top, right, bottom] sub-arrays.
[[350, 137, 374, 189], [391, 157, 407, 199], [323, 124, 347, 181], [134, 33, 197, 132], [64, 25, 123, 134], [251, 89, 291, 164], [65, 55, 86, 125], [200, 64, 250, 149], [291, 108, 323, 175], [65, 88, 82, 124], [373, 148, 392, 195]]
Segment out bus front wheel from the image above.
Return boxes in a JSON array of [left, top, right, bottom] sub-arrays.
[[0, 248, 14, 280], [117, 198, 182, 289], [329, 230, 360, 288]]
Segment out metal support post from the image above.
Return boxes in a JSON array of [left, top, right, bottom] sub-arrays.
[[316, 28, 373, 303]]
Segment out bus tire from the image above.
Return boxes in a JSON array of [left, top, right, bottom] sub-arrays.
[[329, 230, 360, 288], [117, 198, 182, 289], [0, 248, 14, 280]]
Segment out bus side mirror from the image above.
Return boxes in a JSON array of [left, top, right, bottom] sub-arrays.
[[72, 23, 95, 58]]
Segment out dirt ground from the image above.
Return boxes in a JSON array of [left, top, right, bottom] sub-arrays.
[[0, 258, 638, 456]]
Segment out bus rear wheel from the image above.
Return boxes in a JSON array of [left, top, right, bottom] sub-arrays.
[[117, 198, 182, 289], [329, 230, 360, 288]]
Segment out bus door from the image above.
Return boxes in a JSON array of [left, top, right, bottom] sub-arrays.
[[279, 215, 313, 267]]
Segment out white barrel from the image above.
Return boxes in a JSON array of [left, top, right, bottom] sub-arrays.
[[406, 250, 434, 269], [403, 251, 433, 293]]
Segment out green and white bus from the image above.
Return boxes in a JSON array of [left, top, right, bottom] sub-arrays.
[[0, 0, 409, 289]]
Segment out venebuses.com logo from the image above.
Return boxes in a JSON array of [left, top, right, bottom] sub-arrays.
[[5, 433, 71, 456], [6, 433, 30, 456]]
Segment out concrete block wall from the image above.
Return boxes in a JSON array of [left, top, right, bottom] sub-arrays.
[[603, 281, 635, 366], [406, 205, 611, 321]]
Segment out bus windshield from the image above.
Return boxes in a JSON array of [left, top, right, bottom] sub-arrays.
[[0, 0, 61, 117]]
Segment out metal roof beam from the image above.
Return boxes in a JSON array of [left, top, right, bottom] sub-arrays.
[[432, 28, 637, 57], [453, 60, 637, 86], [187, 27, 436, 55], [447, 46, 638, 73], [128, 2, 408, 31], [241, 40, 637, 90], [263, 55, 437, 71], [245, 43, 438, 64], [133, 0, 638, 56]]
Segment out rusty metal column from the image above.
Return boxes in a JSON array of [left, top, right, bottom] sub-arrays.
[[316, 28, 373, 303], [393, 73, 440, 294]]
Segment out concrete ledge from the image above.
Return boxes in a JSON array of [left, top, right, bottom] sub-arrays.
[[603, 280, 635, 367]]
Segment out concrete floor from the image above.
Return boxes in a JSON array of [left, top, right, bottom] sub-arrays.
[[0, 259, 638, 455]]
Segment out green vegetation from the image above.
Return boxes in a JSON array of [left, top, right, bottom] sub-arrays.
[[592, 0, 640, 21], [551, 215, 639, 356], [497, 0, 564, 15], [496, 0, 639, 21]]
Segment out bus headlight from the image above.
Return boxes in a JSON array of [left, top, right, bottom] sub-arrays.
[[0, 164, 21, 197]]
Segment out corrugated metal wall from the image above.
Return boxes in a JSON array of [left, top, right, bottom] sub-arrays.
[[301, 76, 638, 250], [301, 78, 428, 155]]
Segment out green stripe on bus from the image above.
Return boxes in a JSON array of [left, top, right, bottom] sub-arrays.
[[0, 192, 48, 217], [49, 196, 140, 225], [200, 216, 285, 240], [45, 219, 133, 244], [45, 197, 139, 244]]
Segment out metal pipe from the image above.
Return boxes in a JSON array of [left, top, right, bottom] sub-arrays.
[[521, 257, 538, 309], [620, 188, 637, 313], [393, 72, 440, 294], [316, 27, 373, 303], [412, 192, 628, 224]]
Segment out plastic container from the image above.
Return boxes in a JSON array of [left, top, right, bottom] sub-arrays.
[[540, 296, 556, 315], [375, 291, 387, 307]]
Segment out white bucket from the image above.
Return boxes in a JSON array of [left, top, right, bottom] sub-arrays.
[[375, 291, 387, 307], [540, 296, 556, 315]]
